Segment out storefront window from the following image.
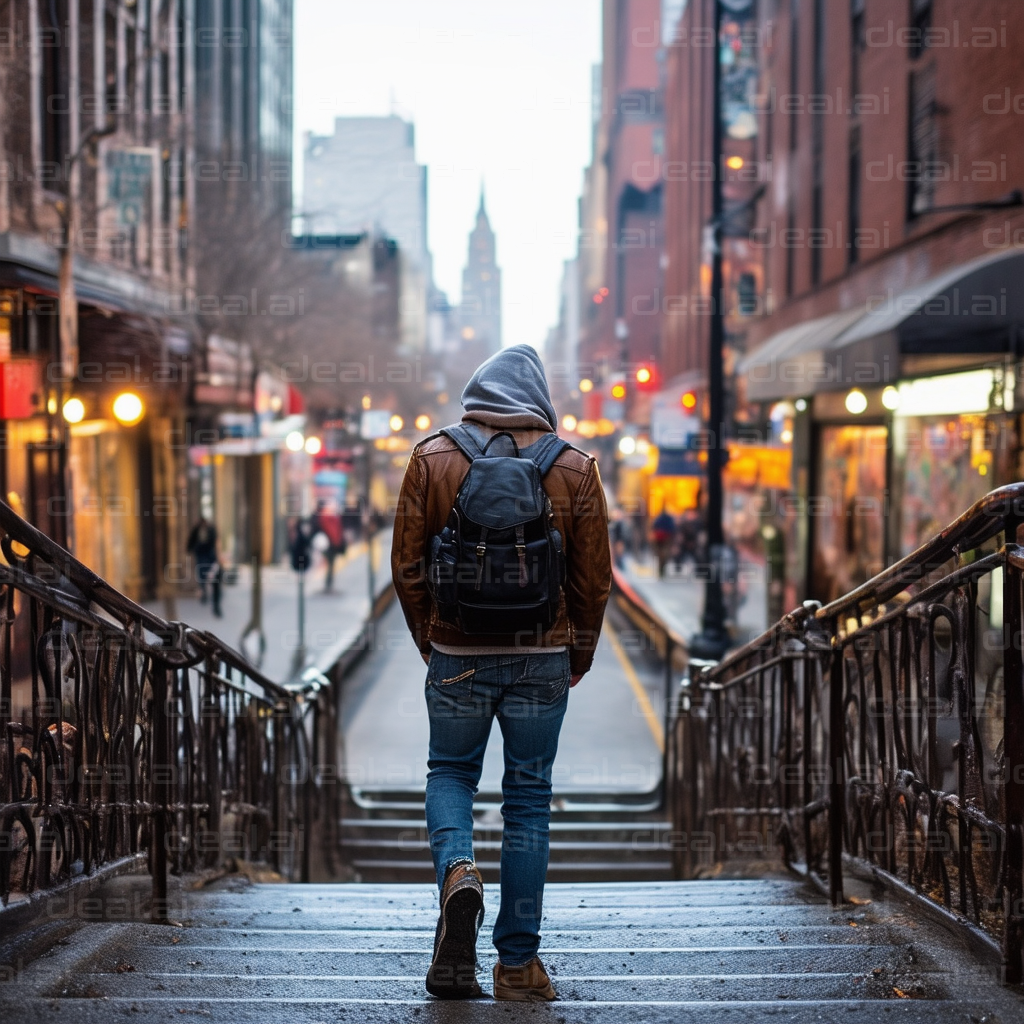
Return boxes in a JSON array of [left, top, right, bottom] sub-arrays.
[[897, 413, 1015, 556], [812, 425, 888, 604]]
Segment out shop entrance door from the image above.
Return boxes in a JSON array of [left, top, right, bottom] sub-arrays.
[[810, 424, 888, 605], [26, 442, 68, 548]]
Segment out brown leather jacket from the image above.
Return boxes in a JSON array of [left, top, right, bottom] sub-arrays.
[[391, 426, 612, 676]]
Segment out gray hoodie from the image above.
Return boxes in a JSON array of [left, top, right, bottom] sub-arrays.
[[460, 344, 558, 432]]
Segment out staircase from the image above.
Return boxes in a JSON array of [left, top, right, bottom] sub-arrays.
[[342, 786, 676, 883], [3, 872, 1023, 1022]]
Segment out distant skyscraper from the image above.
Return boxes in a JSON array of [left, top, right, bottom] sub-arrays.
[[303, 116, 430, 350], [460, 188, 502, 356]]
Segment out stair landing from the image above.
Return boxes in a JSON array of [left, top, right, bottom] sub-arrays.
[[1, 873, 1022, 1022]]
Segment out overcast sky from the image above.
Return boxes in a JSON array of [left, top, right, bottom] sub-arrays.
[[293, 0, 602, 351]]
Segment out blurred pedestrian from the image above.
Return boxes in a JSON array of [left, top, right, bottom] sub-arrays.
[[392, 343, 611, 1001], [289, 515, 317, 574], [186, 515, 222, 617], [314, 500, 347, 591], [651, 508, 676, 578]]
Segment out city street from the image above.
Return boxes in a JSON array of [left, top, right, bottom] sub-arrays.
[[4, 0, 1024, 1012], [618, 549, 768, 648], [341, 600, 666, 797], [144, 533, 392, 682]]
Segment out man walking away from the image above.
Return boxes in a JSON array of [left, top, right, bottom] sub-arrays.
[[392, 344, 612, 1001], [186, 516, 222, 617]]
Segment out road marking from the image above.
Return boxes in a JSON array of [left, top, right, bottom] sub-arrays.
[[606, 623, 664, 753]]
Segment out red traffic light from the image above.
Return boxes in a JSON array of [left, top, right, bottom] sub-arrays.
[[634, 364, 658, 390]]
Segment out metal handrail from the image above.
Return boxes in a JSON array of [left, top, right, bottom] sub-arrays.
[[668, 483, 1024, 984], [0, 499, 340, 918]]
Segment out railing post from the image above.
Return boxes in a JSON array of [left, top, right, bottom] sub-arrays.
[[663, 635, 674, 797], [1003, 544, 1023, 984], [202, 661, 222, 869], [828, 637, 845, 906], [151, 662, 170, 923]]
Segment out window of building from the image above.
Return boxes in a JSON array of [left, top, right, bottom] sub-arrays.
[[40, 0, 69, 191], [737, 273, 758, 315], [848, 124, 862, 265], [907, 64, 938, 218], [785, 0, 800, 298], [810, 0, 826, 287], [104, 9, 118, 121], [850, 0, 866, 99], [910, 0, 933, 60]]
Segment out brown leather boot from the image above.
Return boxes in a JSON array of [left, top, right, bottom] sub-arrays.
[[425, 862, 484, 999], [493, 956, 557, 1001]]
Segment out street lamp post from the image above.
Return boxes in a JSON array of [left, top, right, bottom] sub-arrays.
[[690, 0, 731, 661]]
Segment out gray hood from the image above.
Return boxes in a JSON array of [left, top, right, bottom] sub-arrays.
[[460, 344, 557, 432]]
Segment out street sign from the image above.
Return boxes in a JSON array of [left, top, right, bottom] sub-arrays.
[[360, 410, 391, 440]]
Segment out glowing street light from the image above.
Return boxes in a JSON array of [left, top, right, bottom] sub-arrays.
[[62, 397, 85, 424], [618, 436, 637, 455], [881, 386, 901, 411], [578, 378, 594, 393], [415, 414, 432, 431], [845, 389, 868, 415], [112, 391, 144, 425], [304, 436, 322, 455], [561, 414, 578, 432], [389, 415, 404, 432], [285, 430, 305, 452]]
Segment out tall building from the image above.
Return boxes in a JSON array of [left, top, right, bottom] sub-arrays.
[[302, 117, 430, 351], [577, 0, 665, 420], [459, 188, 502, 357], [0, 1, 297, 600]]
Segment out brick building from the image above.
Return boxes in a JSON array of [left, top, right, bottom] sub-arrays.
[[577, 0, 666, 421], [661, 0, 1024, 605]]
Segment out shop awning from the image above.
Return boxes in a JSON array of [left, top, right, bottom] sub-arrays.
[[740, 249, 1024, 401], [739, 307, 868, 401], [0, 229, 183, 317]]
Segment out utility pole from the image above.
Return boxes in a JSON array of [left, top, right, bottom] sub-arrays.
[[690, 0, 731, 661], [54, 123, 115, 550]]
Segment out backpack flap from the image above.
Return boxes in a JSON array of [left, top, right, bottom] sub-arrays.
[[457, 458, 544, 528]]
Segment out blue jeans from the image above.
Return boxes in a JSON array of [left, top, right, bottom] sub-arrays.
[[424, 649, 570, 967]]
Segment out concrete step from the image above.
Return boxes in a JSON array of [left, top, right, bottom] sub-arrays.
[[2, 876, 1021, 1023], [348, 858, 676, 883], [342, 835, 678, 860], [347, 787, 664, 818], [340, 817, 675, 840]]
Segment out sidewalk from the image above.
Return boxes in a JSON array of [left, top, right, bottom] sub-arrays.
[[144, 532, 393, 684], [618, 548, 768, 650]]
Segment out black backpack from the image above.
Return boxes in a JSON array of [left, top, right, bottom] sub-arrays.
[[427, 424, 570, 636]]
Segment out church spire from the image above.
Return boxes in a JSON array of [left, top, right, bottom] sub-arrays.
[[478, 180, 486, 218]]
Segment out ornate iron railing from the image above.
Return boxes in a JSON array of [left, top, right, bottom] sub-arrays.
[[0, 500, 341, 920], [669, 484, 1024, 983]]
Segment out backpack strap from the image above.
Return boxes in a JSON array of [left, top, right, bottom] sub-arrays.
[[524, 433, 571, 476], [438, 423, 486, 462]]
